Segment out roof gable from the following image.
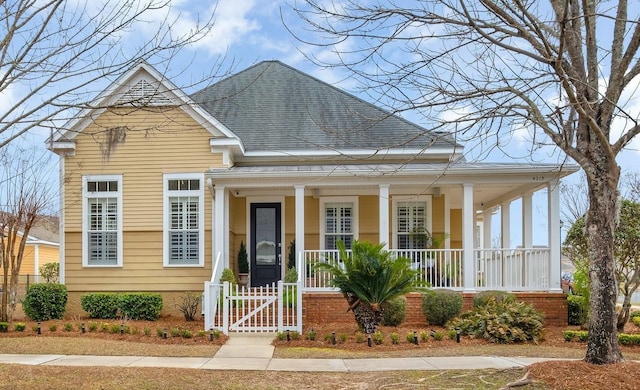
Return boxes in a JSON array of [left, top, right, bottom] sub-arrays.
[[49, 61, 239, 153], [191, 61, 463, 162]]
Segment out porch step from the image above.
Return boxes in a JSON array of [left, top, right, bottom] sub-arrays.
[[213, 332, 276, 359]]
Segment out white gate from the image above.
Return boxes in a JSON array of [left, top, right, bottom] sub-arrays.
[[203, 280, 302, 335]]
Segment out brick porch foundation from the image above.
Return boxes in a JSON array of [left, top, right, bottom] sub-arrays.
[[302, 291, 568, 329]]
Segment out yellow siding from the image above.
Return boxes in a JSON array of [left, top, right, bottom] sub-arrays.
[[450, 209, 462, 249], [62, 108, 219, 292], [358, 195, 379, 243]]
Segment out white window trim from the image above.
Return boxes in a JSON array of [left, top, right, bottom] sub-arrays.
[[163, 173, 205, 267], [392, 195, 433, 249], [319, 196, 359, 250], [82, 174, 123, 267]]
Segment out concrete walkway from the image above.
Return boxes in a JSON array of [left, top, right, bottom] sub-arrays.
[[0, 332, 572, 372]]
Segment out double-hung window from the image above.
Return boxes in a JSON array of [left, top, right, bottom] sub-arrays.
[[163, 174, 204, 267], [393, 197, 431, 249], [321, 197, 358, 250], [83, 175, 122, 267]]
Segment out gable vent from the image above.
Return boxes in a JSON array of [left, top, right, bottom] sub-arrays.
[[115, 79, 174, 106]]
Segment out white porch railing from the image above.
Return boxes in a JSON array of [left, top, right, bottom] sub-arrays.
[[203, 251, 302, 333], [475, 248, 549, 290], [300, 247, 550, 292]]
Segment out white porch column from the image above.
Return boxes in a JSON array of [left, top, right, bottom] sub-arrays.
[[214, 185, 227, 268], [501, 201, 511, 248], [295, 185, 305, 268], [548, 178, 562, 291], [522, 192, 533, 248], [379, 184, 390, 249], [462, 183, 476, 292], [482, 209, 492, 249]]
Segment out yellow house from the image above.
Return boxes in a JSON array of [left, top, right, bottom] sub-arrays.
[[1, 216, 59, 281], [48, 61, 578, 317]]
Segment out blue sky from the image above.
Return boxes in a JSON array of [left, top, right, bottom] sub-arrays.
[[9, 0, 640, 246]]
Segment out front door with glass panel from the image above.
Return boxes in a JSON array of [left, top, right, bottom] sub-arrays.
[[250, 203, 281, 287]]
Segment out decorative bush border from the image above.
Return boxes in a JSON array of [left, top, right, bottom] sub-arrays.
[[563, 330, 640, 345]]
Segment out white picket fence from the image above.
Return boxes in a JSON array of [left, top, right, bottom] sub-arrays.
[[203, 280, 302, 334]]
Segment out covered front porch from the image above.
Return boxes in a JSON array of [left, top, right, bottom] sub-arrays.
[[207, 162, 577, 293]]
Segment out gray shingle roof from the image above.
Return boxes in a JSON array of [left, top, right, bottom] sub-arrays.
[[191, 61, 460, 154]]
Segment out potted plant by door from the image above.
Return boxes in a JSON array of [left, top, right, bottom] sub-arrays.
[[237, 240, 249, 288]]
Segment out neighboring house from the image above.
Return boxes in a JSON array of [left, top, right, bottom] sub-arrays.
[[1, 216, 59, 281], [48, 61, 578, 318]]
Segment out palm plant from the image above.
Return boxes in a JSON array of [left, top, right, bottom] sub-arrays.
[[316, 240, 426, 334]]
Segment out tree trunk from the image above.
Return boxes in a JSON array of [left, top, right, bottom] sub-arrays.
[[7, 270, 20, 324], [585, 173, 624, 364], [345, 294, 382, 334], [617, 294, 632, 332]]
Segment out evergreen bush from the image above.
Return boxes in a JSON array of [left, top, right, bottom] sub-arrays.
[[449, 298, 545, 344], [22, 283, 67, 321], [118, 293, 163, 320], [421, 289, 463, 326], [472, 290, 516, 308], [567, 294, 588, 326], [81, 293, 120, 319], [380, 295, 407, 326]]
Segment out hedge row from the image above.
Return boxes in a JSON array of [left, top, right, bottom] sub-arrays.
[[563, 330, 640, 345], [81, 292, 163, 320]]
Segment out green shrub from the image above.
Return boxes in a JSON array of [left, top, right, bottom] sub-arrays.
[[39, 262, 60, 283], [373, 331, 384, 345], [88, 322, 98, 332], [618, 333, 640, 346], [181, 329, 193, 339], [13, 323, 26, 332], [277, 332, 287, 341], [110, 324, 121, 334], [220, 268, 237, 284], [420, 330, 428, 342], [284, 267, 298, 283], [433, 331, 444, 341], [449, 298, 545, 344], [22, 283, 67, 321], [567, 294, 588, 326], [290, 331, 301, 341], [473, 291, 516, 308], [406, 332, 416, 343], [306, 329, 317, 341], [118, 293, 163, 320], [421, 289, 463, 326], [390, 332, 400, 344], [562, 330, 576, 342], [81, 293, 120, 319], [355, 332, 365, 343], [0, 322, 8, 332], [630, 311, 640, 320], [632, 317, 640, 327], [380, 296, 407, 326], [63, 323, 73, 332], [338, 333, 347, 343], [49, 324, 58, 332]]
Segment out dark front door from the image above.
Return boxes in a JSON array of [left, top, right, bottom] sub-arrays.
[[250, 203, 282, 287]]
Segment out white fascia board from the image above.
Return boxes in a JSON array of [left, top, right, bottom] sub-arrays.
[[237, 146, 460, 160], [208, 163, 579, 184], [210, 138, 245, 154], [48, 141, 76, 155]]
